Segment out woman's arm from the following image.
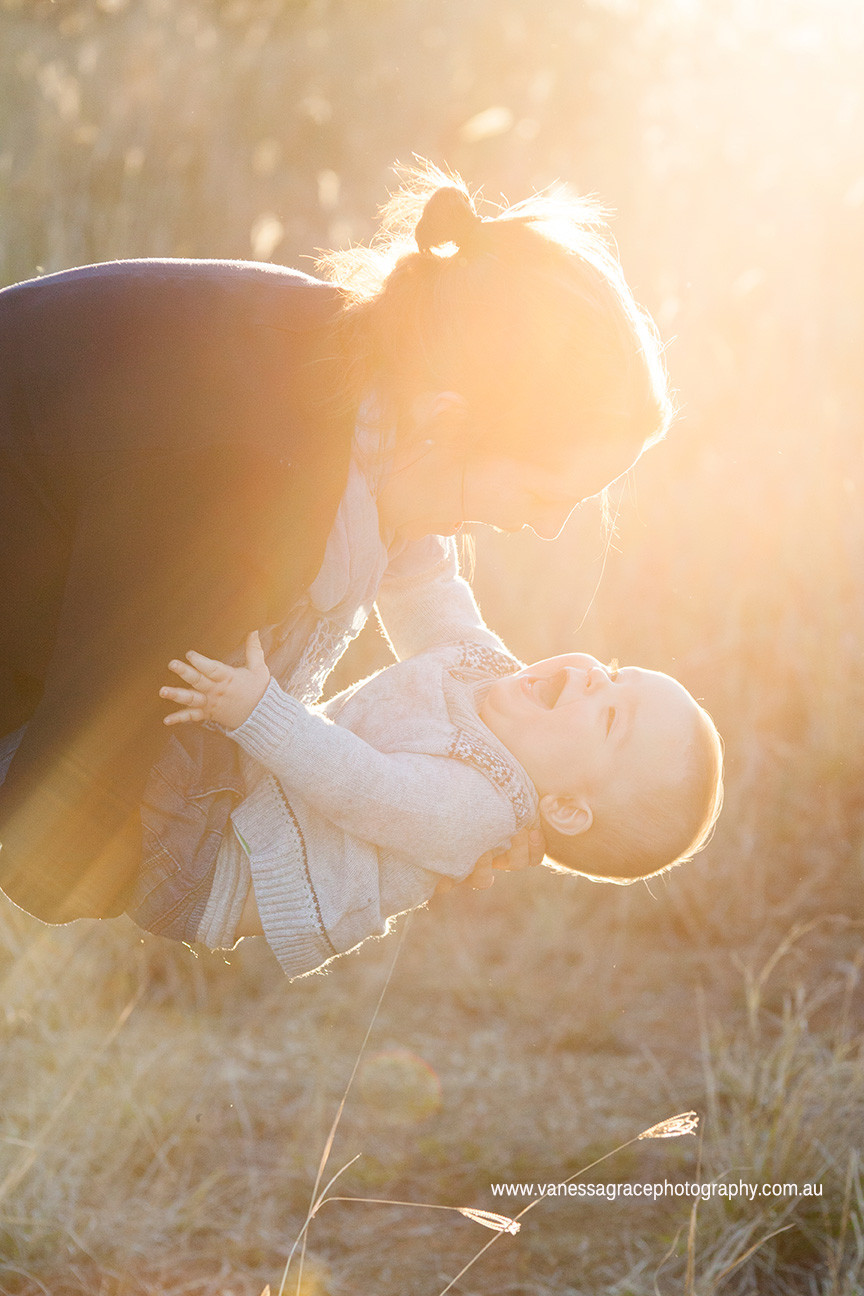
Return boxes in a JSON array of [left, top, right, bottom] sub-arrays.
[[375, 535, 546, 881], [375, 534, 510, 661]]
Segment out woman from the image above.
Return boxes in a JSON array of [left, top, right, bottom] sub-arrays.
[[0, 170, 671, 925]]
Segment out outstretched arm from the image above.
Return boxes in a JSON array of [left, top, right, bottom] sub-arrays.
[[375, 533, 544, 881], [160, 614, 543, 882], [377, 535, 545, 883], [375, 535, 510, 661], [159, 646, 525, 877], [222, 675, 524, 875]]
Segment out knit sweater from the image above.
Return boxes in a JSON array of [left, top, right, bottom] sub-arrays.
[[201, 547, 539, 978], [212, 638, 538, 978]]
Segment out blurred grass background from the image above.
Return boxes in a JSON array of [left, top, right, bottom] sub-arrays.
[[1, 0, 863, 1292]]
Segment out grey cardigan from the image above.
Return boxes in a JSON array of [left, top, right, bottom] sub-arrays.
[[219, 541, 539, 978]]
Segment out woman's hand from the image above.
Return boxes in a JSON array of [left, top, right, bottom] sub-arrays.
[[435, 824, 546, 894], [160, 631, 270, 732]]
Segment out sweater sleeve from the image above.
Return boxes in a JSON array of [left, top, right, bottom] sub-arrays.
[[374, 535, 511, 661], [226, 677, 517, 875]]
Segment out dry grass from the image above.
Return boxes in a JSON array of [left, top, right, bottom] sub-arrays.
[[2, 0, 864, 1292], [2, 878, 861, 1293]]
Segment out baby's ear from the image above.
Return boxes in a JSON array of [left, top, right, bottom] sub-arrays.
[[539, 794, 593, 837]]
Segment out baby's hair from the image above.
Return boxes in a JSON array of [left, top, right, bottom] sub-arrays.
[[319, 161, 673, 473], [543, 700, 724, 884]]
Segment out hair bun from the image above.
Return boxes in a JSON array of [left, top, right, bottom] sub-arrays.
[[414, 185, 482, 255]]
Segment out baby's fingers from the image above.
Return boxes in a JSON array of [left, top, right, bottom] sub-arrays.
[[491, 825, 545, 872], [184, 649, 232, 682], [160, 685, 207, 708], [163, 706, 206, 726], [469, 859, 496, 889], [245, 629, 266, 672], [160, 684, 209, 726], [167, 658, 207, 687]]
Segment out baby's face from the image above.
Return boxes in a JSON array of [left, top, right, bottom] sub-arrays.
[[480, 653, 701, 804]]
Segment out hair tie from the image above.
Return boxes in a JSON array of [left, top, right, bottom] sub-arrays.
[[414, 185, 483, 256]]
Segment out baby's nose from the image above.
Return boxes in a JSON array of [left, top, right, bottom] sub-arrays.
[[585, 666, 608, 691]]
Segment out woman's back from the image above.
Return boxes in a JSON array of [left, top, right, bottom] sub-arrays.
[[0, 258, 347, 457], [0, 259, 356, 920]]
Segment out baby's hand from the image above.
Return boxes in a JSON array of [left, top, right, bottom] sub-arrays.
[[160, 631, 270, 731], [434, 825, 546, 896], [435, 824, 544, 896], [489, 824, 546, 873]]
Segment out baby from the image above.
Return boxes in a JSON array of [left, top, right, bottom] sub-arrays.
[[151, 628, 723, 978]]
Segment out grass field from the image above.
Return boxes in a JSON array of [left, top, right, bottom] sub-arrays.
[[1, 1, 863, 1292]]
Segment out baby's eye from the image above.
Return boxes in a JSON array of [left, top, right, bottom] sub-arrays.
[[606, 707, 616, 736], [607, 658, 620, 682]]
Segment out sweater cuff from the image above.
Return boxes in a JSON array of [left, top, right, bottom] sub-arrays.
[[228, 676, 305, 767]]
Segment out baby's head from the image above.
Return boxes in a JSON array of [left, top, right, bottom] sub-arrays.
[[480, 654, 723, 882]]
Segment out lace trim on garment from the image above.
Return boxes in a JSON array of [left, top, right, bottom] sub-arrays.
[[447, 730, 535, 826], [444, 643, 534, 827], [449, 642, 522, 681], [258, 406, 391, 706], [285, 616, 356, 704]]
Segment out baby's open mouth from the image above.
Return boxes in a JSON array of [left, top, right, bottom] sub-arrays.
[[529, 670, 567, 708]]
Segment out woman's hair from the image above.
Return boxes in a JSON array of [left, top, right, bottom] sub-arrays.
[[542, 701, 725, 884], [319, 162, 673, 470]]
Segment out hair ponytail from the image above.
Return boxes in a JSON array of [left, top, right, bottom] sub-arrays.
[[413, 185, 484, 256]]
